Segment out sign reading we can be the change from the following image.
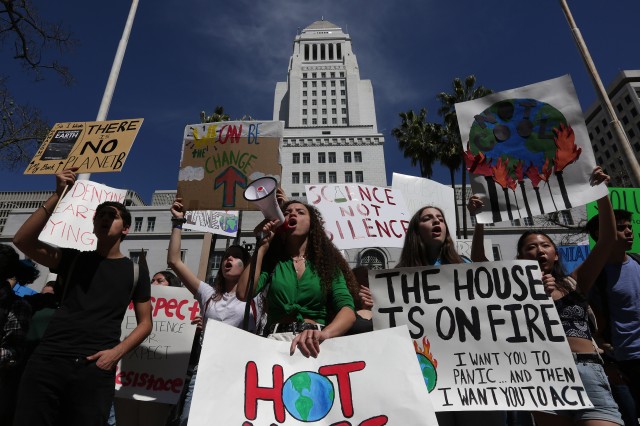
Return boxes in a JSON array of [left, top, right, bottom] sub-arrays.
[[25, 119, 143, 174], [370, 260, 592, 412]]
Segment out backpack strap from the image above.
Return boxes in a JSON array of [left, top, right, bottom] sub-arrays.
[[130, 262, 139, 301]]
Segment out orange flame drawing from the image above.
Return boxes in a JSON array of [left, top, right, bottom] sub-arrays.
[[525, 163, 542, 188], [414, 337, 438, 368], [507, 174, 517, 191], [553, 124, 582, 172], [540, 157, 553, 182], [514, 160, 525, 183], [464, 144, 493, 177], [491, 157, 511, 189]]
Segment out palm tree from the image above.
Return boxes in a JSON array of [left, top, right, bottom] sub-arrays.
[[200, 106, 230, 123], [392, 108, 440, 179], [436, 76, 492, 238]]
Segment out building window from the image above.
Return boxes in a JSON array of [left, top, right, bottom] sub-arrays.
[[622, 116, 629, 125], [344, 152, 352, 163], [607, 131, 612, 139], [354, 151, 362, 162], [631, 108, 638, 117], [625, 94, 632, 104], [340, 81, 345, 87], [341, 99, 346, 105], [355, 171, 364, 182], [312, 100, 317, 105], [291, 192, 300, 197], [331, 99, 336, 105], [134, 217, 143, 232], [318, 172, 326, 183], [312, 118, 317, 125], [322, 118, 327, 124], [302, 91, 307, 97], [492, 245, 502, 261], [561, 210, 574, 225], [293, 153, 300, 163], [302, 109, 307, 115], [312, 90, 317, 96], [321, 81, 326, 87], [332, 108, 337, 114], [342, 118, 347, 124], [318, 152, 326, 163], [345, 171, 353, 182], [312, 109, 317, 115], [322, 99, 327, 105], [331, 81, 336, 87], [303, 153, 310, 163], [303, 82, 307, 88], [360, 249, 386, 269], [147, 217, 156, 232], [617, 103, 623, 112], [331, 90, 336, 96], [302, 119, 307, 125], [595, 126, 600, 134], [292, 173, 300, 184], [328, 152, 336, 163], [302, 100, 307, 106], [612, 144, 618, 152], [303, 172, 310, 184], [321, 90, 326, 96], [340, 90, 346, 95], [341, 108, 347, 114], [312, 81, 317, 87], [322, 108, 327, 114], [302, 73, 307, 78], [332, 118, 337, 124], [329, 172, 337, 183]]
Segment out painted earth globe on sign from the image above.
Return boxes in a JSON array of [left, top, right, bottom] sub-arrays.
[[417, 353, 437, 392], [468, 98, 568, 175], [282, 371, 335, 422]]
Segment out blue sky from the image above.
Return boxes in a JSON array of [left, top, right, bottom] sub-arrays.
[[2, 0, 639, 203]]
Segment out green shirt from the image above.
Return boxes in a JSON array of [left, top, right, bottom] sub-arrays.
[[256, 259, 355, 327]]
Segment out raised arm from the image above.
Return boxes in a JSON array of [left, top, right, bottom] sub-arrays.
[[468, 195, 489, 262], [13, 168, 78, 269], [236, 218, 280, 301], [166, 198, 201, 296], [572, 167, 615, 293]]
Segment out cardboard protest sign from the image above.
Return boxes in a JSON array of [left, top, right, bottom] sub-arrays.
[[370, 260, 592, 411], [456, 75, 606, 223], [558, 245, 590, 274], [177, 121, 283, 211], [183, 210, 240, 237], [587, 187, 640, 253], [305, 184, 410, 249], [24, 119, 143, 174], [189, 321, 438, 425], [392, 173, 457, 243], [116, 286, 199, 404], [39, 180, 127, 251]]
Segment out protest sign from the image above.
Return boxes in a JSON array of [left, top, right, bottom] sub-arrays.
[[183, 210, 240, 237], [177, 120, 283, 211], [456, 75, 606, 224], [392, 173, 457, 244], [39, 180, 127, 251], [305, 183, 410, 249], [370, 260, 592, 411], [586, 187, 640, 253], [189, 321, 438, 425], [116, 286, 199, 404], [24, 119, 143, 174], [456, 238, 495, 261], [558, 245, 590, 274]]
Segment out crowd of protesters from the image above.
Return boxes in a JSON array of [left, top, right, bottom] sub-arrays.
[[0, 166, 638, 426]]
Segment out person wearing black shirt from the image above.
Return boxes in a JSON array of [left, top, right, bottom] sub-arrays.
[[12, 168, 152, 426]]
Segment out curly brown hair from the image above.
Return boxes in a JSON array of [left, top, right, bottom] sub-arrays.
[[396, 206, 464, 267], [264, 200, 359, 302]]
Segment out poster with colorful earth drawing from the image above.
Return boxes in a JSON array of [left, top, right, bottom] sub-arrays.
[[189, 322, 438, 425], [370, 261, 592, 411], [455, 75, 607, 224]]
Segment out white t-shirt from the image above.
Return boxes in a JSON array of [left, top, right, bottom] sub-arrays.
[[196, 281, 255, 332]]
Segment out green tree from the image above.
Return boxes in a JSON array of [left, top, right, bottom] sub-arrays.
[[436, 75, 492, 238], [1, 0, 75, 169], [200, 106, 230, 123], [392, 108, 440, 179]]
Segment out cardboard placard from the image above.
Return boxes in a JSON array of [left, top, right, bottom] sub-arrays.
[[183, 210, 240, 237], [24, 119, 143, 174], [177, 121, 283, 211]]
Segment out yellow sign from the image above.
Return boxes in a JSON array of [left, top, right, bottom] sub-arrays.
[[24, 119, 144, 174]]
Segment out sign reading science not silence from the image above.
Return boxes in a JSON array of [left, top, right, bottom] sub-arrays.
[[24, 119, 143, 174]]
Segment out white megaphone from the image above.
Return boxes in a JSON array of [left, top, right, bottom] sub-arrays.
[[243, 177, 285, 224]]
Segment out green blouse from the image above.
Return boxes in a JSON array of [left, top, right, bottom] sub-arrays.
[[256, 259, 355, 327]]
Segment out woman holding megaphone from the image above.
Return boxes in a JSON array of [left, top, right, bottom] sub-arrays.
[[237, 199, 358, 358]]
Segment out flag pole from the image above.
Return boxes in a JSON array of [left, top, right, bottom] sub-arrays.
[[77, 0, 139, 182], [558, 0, 640, 187]]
